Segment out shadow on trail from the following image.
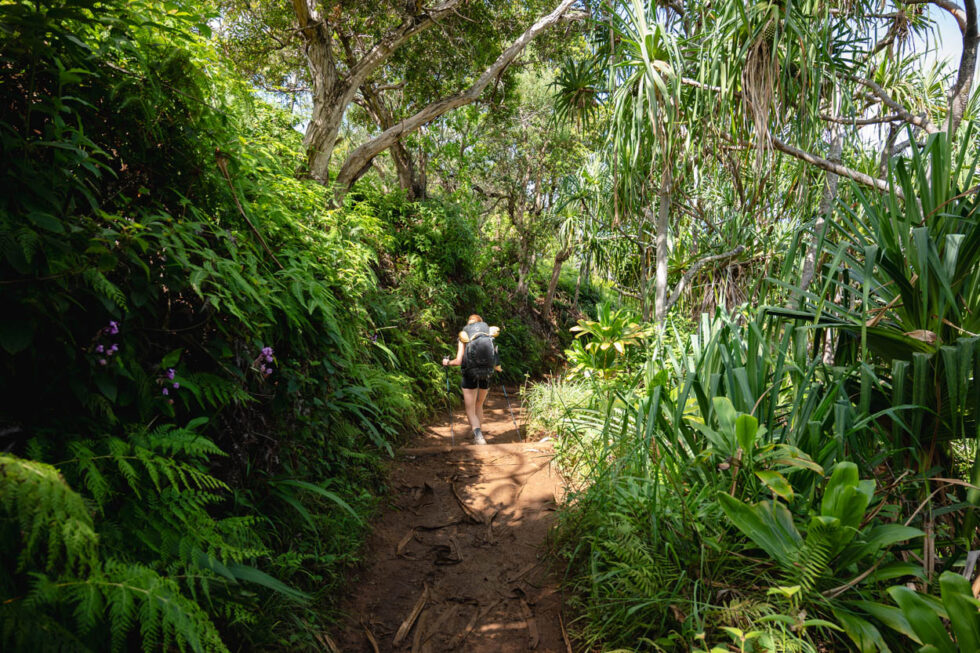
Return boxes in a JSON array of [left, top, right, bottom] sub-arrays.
[[332, 388, 568, 652]]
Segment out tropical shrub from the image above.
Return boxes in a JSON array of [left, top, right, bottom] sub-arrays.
[[0, 0, 552, 649]]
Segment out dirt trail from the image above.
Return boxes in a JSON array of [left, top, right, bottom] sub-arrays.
[[332, 387, 568, 652]]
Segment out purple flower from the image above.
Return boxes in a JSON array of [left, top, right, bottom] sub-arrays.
[[95, 344, 104, 353], [110, 344, 118, 353], [265, 355, 273, 363], [371, 333, 379, 343], [172, 382, 179, 389], [105, 321, 119, 335], [166, 368, 175, 380], [264, 368, 272, 376], [98, 358, 107, 366], [162, 387, 169, 396]]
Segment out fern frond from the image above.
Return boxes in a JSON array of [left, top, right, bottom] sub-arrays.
[[82, 268, 127, 311], [0, 453, 98, 574]]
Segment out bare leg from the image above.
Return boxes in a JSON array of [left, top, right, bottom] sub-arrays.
[[475, 388, 489, 426], [462, 388, 480, 431]]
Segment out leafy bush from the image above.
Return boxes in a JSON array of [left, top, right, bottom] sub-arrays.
[[0, 0, 549, 649]]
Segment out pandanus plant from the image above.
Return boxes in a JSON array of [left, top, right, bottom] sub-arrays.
[[775, 132, 979, 463]]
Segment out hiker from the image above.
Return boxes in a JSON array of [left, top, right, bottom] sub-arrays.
[[443, 314, 501, 445]]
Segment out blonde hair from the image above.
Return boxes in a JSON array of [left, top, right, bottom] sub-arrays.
[[467, 314, 482, 324]]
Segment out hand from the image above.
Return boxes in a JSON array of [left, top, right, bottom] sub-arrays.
[[442, 357, 449, 366]]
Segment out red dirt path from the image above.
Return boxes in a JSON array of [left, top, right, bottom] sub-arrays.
[[331, 388, 569, 652]]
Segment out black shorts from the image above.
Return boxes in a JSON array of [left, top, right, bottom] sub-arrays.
[[461, 370, 490, 390]]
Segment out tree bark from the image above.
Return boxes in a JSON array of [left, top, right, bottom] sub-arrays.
[[333, 0, 578, 201], [654, 172, 671, 325], [770, 135, 904, 200], [800, 94, 844, 293], [543, 247, 572, 319], [639, 208, 652, 322], [291, 0, 462, 183], [360, 84, 423, 199], [944, 0, 978, 140]]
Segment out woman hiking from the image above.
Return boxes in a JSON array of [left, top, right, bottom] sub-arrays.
[[442, 314, 500, 445]]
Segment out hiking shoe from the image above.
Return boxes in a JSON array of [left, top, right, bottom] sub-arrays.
[[472, 431, 487, 445]]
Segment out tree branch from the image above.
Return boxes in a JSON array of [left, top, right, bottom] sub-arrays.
[[820, 112, 903, 126], [943, 0, 978, 138], [771, 135, 904, 200], [333, 0, 578, 198], [901, 0, 967, 32], [665, 246, 745, 312], [844, 75, 938, 134]]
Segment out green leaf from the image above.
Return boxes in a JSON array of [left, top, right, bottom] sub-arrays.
[[161, 348, 183, 369], [272, 479, 363, 523], [0, 318, 33, 354], [226, 563, 310, 602], [938, 571, 980, 652], [717, 494, 801, 567], [832, 609, 890, 653], [735, 414, 759, 454], [889, 586, 955, 653], [26, 211, 65, 233], [756, 470, 793, 502], [93, 374, 117, 402]]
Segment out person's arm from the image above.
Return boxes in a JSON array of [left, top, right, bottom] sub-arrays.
[[442, 340, 465, 366]]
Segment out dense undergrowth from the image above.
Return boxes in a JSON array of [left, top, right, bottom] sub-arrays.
[[0, 2, 573, 650], [530, 133, 980, 652]]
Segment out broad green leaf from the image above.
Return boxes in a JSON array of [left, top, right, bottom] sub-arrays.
[[938, 571, 980, 652], [756, 470, 793, 502], [735, 414, 758, 454], [717, 494, 801, 567], [889, 587, 955, 653]]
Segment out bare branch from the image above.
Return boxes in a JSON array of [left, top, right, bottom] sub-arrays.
[[665, 246, 746, 312], [845, 75, 938, 134], [820, 112, 903, 125], [770, 136, 904, 201]]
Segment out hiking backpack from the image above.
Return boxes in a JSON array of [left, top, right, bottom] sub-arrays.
[[461, 321, 498, 380]]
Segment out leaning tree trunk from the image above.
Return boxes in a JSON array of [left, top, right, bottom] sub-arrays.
[[332, 0, 578, 202], [291, 0, 463, 183], [543, 247, 572, 319], [361, 83, 424, 199]]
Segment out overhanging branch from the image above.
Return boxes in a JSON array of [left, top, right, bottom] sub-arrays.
[[665, 246, 746, 312]]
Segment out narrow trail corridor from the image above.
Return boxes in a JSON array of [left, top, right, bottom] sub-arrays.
[[332, 388, 569, 652]]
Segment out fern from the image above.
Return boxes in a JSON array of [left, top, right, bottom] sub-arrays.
[[82, 268, 128, 311], [0, 453, 230, 653], [791, 519, 835, 595], [0, 454, 98, 575]]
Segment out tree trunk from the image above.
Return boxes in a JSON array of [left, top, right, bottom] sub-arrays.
[[800, 94, 844, 293], [516, 253, 532, 298], [291, 0, 462, 183], [543, 247, 572, 319], [639, 208, 652, 321], [333, 0, 578, 201], [361, 84, 423, 199], [944, 0, 978, 140], [654, 174, 671, 325]]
